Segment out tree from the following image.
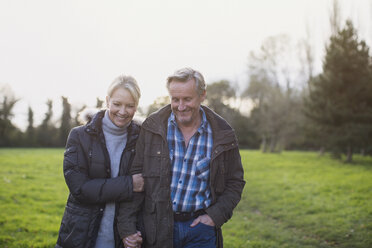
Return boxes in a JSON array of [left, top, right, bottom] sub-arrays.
[[305, 20, 372, 162], [96, 97, 104, 108], [42, 99, 53, 127], [26, 106, 36, 146], [0, 84, 20, 146], [205, 80, 235, 118], [329, 0, 341, 36], [146, 96, 169, 116], [74, 104, 87, 126], [299, 23, 316, 87], [206, 80, 259, 148], [205, 80, 237, 126], [244, 81, 291, 152], [36, 99, 58, 146], [60, 96, 72, 146], [243, 35, 305, 152]]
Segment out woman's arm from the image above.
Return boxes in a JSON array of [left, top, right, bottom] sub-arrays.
[[63, 127, 133, 204]]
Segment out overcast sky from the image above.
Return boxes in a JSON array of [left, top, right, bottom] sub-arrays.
[[1, 0, 371, 130]]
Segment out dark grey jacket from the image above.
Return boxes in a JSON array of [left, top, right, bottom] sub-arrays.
[[117, 105, 245, 248], [56, 110, 141, 248]]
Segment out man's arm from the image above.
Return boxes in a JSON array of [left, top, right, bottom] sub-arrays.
[[205, 147, 245, 228], [117, 129, 146, 239]]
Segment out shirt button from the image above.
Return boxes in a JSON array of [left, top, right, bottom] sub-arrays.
[[179, 180, 182, 184], [173, 201, 176, 205]]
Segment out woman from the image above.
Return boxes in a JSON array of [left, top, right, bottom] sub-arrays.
[[56, 75, 143, 248]]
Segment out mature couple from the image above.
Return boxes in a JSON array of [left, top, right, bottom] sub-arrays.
[[55, 67, 246, 248]]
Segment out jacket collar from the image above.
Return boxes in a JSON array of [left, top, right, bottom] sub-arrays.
[[84, 110, 105, 135], [84, 110, 141, 139]]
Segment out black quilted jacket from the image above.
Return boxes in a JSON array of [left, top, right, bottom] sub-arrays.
[[55, 110, 141, 248]]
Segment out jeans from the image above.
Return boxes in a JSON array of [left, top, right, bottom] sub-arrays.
[[173, 219, 216, 248]]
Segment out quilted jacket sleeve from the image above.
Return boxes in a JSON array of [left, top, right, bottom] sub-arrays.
[[116, 128, 146, 238], [63, 127, 133, 204]]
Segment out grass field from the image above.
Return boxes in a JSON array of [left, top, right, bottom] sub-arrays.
[[0, 149, 371, 247]]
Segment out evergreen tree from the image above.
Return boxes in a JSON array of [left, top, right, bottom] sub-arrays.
[[36, 99, 58, 146], [42, 99, 53, 127], [305, 20, 372, 162], [26, 106, 36, 146], [60, 96, 72, 146], [0, 84, 19, 146]]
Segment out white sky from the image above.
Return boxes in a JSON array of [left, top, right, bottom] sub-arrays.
[[0, 0, 371, 130]]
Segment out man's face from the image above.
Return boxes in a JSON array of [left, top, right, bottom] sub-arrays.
[[169, 79, 206, 127]]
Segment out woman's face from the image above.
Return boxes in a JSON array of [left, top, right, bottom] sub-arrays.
[[106, 87, 137, 128]]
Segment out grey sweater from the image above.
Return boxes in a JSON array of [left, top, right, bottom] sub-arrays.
[[95, 110, 128, 248]]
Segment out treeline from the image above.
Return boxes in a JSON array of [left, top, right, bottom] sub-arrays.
[[1, 20, 372, 163], [0, 94, 104, 148]]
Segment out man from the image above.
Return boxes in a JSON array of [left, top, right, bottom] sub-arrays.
[[117, 67, 245, 248]]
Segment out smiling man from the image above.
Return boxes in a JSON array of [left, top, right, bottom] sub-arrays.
[[117, 67, 245, 248]]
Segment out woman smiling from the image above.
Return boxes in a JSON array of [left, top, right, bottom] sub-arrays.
[[56, 75, 144, 248]]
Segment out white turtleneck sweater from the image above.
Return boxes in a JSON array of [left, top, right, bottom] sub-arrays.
[[95, 110, 129, 248]]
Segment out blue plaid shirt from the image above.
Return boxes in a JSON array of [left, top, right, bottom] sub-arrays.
[[167, 108, 213, 212]]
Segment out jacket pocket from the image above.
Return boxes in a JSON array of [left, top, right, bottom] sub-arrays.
[[57, 203, 93, 247], [194, 156, 211, 181], [143, 197, 156, 245]]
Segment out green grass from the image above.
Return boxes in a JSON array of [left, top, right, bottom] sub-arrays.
[[0, 148, 68, 248], [0, 149, 371, 247], [223, 151, 372, 248]]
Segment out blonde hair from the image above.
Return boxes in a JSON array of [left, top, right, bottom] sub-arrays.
[[107, 75, 141, 106]]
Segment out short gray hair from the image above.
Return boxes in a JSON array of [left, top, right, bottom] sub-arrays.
[[107, 75, 141, 106], [166, 67, 206, 96]]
